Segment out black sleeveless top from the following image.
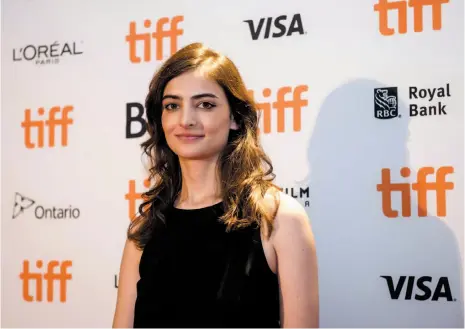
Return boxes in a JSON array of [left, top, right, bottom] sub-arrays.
[[133, 202, 280, 328]]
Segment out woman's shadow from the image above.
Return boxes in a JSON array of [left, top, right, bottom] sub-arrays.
[[304, 79, 463, 328]]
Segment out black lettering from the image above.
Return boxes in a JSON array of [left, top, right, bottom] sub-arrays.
[[304, 200, 310, 207], [56, 208, 65, 219], [272, 15, 287, 37], [72, 41, 83, 55], [415, 276, 432, 301], [446, 83, 451, 96], [381, 275, 405, 299], [300, 187, 310, 198], [419, 89, 427, 98], [23, 45, 37, 60], [13, 48, 22, 61], [243, 19, 265, 40], [50, 42, 59, 57], [436, 87, 445, 98], [287, 14, 304, 36], [126, 103, 147, 138], [427, 88, 435, 101], [409, 86, 418, 99], [72, 208, 80, 218], [432, 277, 453, 301], [410, 104, 418, 116], [61, 43, 72, 56], [438, 102, 447, 115], [264, 17, 273, 39], [290, 188, 298, 198], [429, 105, 438, 115], [45, 208, 53, 219], [405, 276, 415, 300], [419, 106, 428, 116], [37, 45, 48, 59], [35, 206, 44, 219], [244, 14, 304, 40]]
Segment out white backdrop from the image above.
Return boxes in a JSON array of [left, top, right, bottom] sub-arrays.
[[1, 0, 463, 327]]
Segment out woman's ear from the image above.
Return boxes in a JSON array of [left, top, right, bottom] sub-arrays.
[[230, 115, 239, 130]]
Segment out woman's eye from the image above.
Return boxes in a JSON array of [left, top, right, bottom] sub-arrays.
[[164, 103, 179, 111], [198, 102, 215, 109]]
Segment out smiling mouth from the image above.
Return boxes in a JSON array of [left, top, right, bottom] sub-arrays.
[[176, 135, 205, 140]]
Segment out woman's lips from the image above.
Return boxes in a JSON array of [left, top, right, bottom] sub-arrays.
[[176, 135, 205, 141]]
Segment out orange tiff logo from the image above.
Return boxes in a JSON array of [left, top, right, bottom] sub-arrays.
[[21, 106, 74, 148], [19, 260, 72, 303], [126, 16, 184, 63], [377, 166, 454, 218], [125, 178, 151, 220], [248, 85, 308, 134], [374, 0, 449, 36]]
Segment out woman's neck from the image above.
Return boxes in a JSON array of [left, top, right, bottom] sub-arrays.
[[175, 158, 222, 208]]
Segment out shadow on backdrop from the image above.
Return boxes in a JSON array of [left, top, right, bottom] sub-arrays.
[[302, 78, 463, 328]]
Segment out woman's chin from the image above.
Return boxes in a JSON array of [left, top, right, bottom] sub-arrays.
[[174, 149, 218, 161]]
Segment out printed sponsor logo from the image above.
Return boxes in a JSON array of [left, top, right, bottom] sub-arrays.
[[374, 84, 451, 119], [126, 16, 184, 63], [20, 260, 72, 302], [377, 166, 454, 218], [374, 0, 449, 36], [13, 41, 83, 65], [243, 13, 306, 40], [381, 275, 456, 301], [13, 192, 80, 220], [21, 105, 74, 149]]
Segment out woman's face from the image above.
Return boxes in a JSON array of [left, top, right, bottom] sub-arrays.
[[161, 69, 238, 161]]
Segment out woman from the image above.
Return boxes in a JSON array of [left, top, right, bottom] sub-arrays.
[[112, 42, 319, 328]]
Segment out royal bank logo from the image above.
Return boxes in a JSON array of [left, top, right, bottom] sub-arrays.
[[374, 87, 399, 119]]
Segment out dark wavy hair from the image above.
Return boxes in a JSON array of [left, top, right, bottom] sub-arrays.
[[128, 42, 280, 250]]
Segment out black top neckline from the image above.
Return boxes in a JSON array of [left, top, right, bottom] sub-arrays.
[[171, 201, 223, 212]]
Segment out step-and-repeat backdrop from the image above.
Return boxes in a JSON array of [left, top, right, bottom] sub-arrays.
[[2, 0, 463, 327]]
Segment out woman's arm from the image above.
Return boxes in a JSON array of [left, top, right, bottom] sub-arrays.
[[272, 193, 319, 328], [112, 239, 142, 328]]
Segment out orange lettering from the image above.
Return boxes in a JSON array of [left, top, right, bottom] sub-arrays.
[[20, 260, 72, 302], [21, 106, 73, 149], [377, 166, 454, 218], [125, 178, 151, 220], [374, 0, 449, 35], [249, 85, 307, 134], [126, 16, 184, 63]]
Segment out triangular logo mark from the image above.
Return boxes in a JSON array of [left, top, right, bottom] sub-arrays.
[[13, 192, 35, 219]]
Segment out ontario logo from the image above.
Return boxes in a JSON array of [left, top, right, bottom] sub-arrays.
[[13, 192, 80, 220]]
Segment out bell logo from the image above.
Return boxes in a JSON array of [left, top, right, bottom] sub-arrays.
[[377, 166, 454, 218], [125, 178, 151, 220], [19, 260, 72, 303], [243, 14, 305, 40], [126, 16, 184, 63], [126, 102, 147, 138], [381, 275, 455, 301], [21, 106, 74, 148], [249, 85, 308, 134], [374, 0, 449, 36]]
